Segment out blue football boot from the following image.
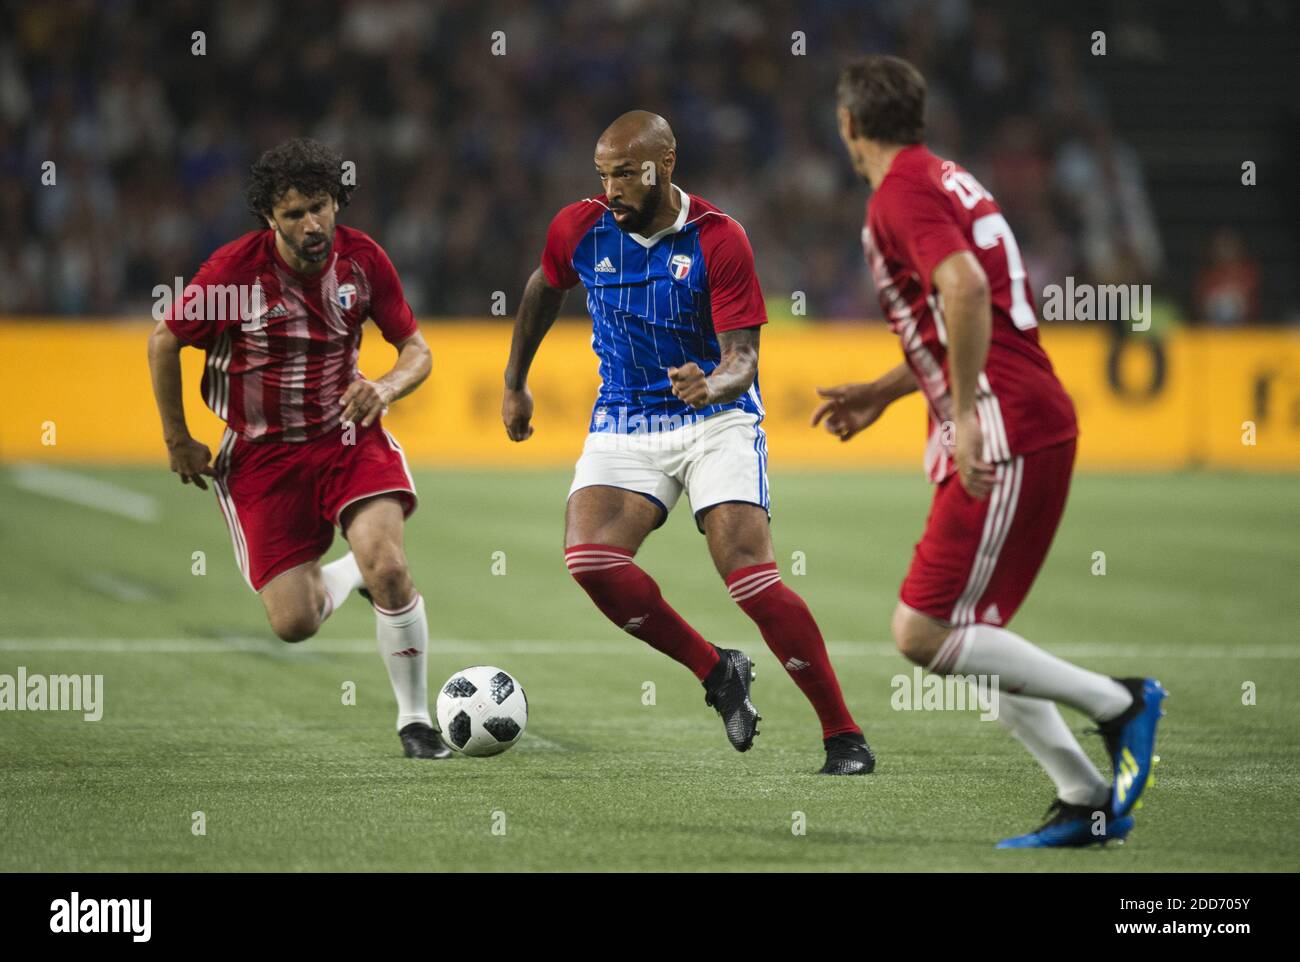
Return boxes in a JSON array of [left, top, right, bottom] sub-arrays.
[[996, 798, 1135, 849], [1097, 677, 1168, 818]]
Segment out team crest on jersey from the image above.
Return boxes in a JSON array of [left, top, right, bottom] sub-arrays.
[[337, 282, 358, 310], [670, 254, 692, 281]]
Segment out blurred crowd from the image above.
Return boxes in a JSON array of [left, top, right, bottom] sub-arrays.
[[0, 0, 1264, 323]]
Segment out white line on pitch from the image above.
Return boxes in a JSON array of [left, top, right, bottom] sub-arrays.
[[0, 638, 1296, 659], [6, 463, 160, 522], [81, 572, 159, 603]]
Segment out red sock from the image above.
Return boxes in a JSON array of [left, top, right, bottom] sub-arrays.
[[726, 562, 859, 738], [565, 544, 720, 680]]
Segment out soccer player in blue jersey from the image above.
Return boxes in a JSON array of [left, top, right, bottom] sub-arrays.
[[502, 111, 874, 774]]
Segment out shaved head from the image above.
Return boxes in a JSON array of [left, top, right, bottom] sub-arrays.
[[597, 110, 677, 158], [594, 111, 679, 235]]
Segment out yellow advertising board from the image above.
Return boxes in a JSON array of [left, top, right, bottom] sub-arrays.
[[1, 320, 1297, 470]]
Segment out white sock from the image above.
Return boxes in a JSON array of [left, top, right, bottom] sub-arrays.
[[936, 624, 1133, 722], [319, 552, 363, 621], [374, 593, 432, 731], [995, 692, 1109, 807]]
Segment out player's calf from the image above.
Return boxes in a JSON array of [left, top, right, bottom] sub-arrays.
[[701, 504, 862, 745], [340, 497, 436, 736], [726, 561, 860, 742], [367, 588, 434, 736], [564, 544, 719, 679]]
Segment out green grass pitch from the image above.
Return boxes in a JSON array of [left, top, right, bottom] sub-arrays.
[[1, 466, 1298, 871]]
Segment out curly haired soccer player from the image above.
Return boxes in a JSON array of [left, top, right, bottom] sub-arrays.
[[146, 138, 451, 759], [503, 111, 875, 775], [815, 56, 1167, 845]]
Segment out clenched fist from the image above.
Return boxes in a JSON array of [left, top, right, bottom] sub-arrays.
[[667, 362, 713, 409]]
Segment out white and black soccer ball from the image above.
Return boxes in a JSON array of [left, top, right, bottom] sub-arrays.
[[435, 666, 528, 757]]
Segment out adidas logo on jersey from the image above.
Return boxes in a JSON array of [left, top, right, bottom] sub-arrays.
[[982, 603, 1002, 625], [784, 657, 811, 671], [240, 300, 287, 332], [595, 256, 616, 273]]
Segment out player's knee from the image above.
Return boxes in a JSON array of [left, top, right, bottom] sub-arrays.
[[894, 628, 934, 665], [271, 613, 318, 643], [365, 557, 411, 604], [891, 605, 943, 665], [357, 543, 407, 587]]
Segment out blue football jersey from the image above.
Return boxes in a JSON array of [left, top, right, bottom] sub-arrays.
[[541, 185, 768, 433]]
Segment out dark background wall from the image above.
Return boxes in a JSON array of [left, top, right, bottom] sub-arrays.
[[1, 0, 1294, 323]]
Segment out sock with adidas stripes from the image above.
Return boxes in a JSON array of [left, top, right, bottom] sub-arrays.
[[934, 623, 1133, 722], [564, 544, 720, 679], [374, 593, 432, 731], [725, 562, 859, 738]]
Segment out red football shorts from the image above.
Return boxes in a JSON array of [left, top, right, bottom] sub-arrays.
[[211, 421, 417, 591], [900, 439, 1076, 627]]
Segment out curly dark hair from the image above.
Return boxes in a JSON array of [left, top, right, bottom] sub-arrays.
[[245, 138, 353, 223]]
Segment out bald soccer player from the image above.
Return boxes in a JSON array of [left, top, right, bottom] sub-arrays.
[[502, 111, 875, 774]]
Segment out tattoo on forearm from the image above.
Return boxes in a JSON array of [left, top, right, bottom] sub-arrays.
[[707, 327, 760, 404]]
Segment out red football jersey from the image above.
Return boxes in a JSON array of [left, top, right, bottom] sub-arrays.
[[164, 226, 417, 442], [864, 145, 1077, 482]]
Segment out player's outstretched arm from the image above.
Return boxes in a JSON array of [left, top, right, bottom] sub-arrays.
[[502, 267, 567, 441], [933, 250, 995, 498], [668, 327, 759, 409], [811, 362, 918, 442], [146, 319, 214, 489], [340, 330, 431, 428]]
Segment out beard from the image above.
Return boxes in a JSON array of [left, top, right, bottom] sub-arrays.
[[296, 232, 333, 262], [610, 179, 663, 235]]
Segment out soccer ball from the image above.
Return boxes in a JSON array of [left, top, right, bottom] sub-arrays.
[[435, 666, 528, 757]]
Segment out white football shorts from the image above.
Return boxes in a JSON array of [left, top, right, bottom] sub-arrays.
[[567, 409, 770, 529]]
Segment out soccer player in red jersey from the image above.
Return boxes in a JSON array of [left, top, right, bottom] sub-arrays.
[[814, 57, 1166, 844], [146, 139, 451, 759], [503, 111, 874, 774]]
